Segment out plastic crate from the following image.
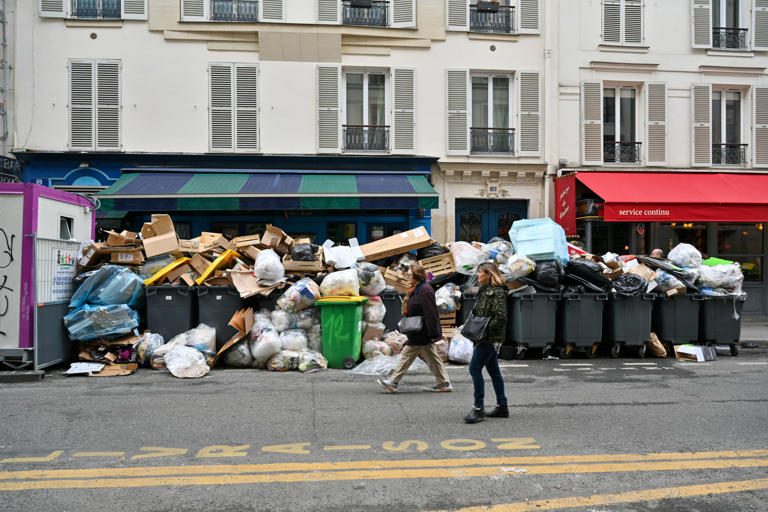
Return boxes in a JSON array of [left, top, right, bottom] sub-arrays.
[[197, 286, 243, 350], [145, 285, 196, 342], [653, 294, 702, 344], [604, 293, 654, 345], [556, 293, 608, 348], [507, 293, 560, 348], [381, 292, 404, 333], [699, 295, 746, 343]]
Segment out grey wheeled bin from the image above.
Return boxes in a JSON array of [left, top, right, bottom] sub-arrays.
[[146, 285, 196, 342], [503, 292, 560, 359], [381, 291, 405, 333], [556, 293, 608, 358], [699, 294, 746, 356], [458, 290, 478, 326], [603, 293, 655, 358], [653, 294, 702, 356], [197, 286, 243, 350]]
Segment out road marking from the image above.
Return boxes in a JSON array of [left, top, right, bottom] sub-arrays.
[[0, 451, 63, 464], [622, 368, 638, 371], [382, 441, 428, 453], [576, 368, 591, 371], [196, 445, 249, 458], [440, 439, 487, 451], [598, 367, 616, 370], [737, 362, 768, 365], [444, 477, 768, 511], [323, 445, 371, 451], [560, 363, 593, 366], [71, 452, 125, 458], [622, 362, 657, 366], [1, 456, 767, 492], [131, 448, 189, 460], [499, 364, 529, 368], [490, 439, 540, 450], [553, 369, 570, 372], [643, 367, 663, 370]]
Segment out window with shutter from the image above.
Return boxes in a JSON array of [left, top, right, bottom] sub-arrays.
[[69, 60, 121, 151], [392, 0, 416, 28], [603, 0, 622, 43], [393, 68, 415, 153], [624, 0, 643, 43], [235, 65, 259, 151], [317, 65, 341, 153], [261, 0, 284, 21], [471, 73, 513, 154], [754, 87, 768, 167], [40, 0, 67, 17], [209, 64, 234, 151], [447, 0, 468, 31], [581, 81, 603, 166], [122, 0, 147, 20], [754, 0, 768, 51], [96, 62, 120, 150], [691, 84, 712, 166], [317, 0, 339, 23], [603, 0, 643, 45], [447, 69, 469, 154], [518, 0, 540, 33], [182, 0, 208, 21], [691, 0, 713, 48], [518, 71, 541, 156], [646, 82, 667, 165], [69, 61, 94, 149]]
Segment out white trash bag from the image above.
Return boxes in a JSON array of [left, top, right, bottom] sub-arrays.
[[668, 243, 702, 269], [320, 269, 360, 297], [350, 354, 427, 376], [363, 296, 387, 323], [280, 329, 309, 351], [165, 345, 210, 378], [448, 330, 474, 364], [449, 241, 486, 275], [250, 330, 282, 369], [276, 278, 321, 312], [254, 249, 285, 284]]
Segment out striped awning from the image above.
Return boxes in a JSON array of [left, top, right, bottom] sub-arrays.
[[96, 170, 439, 212]]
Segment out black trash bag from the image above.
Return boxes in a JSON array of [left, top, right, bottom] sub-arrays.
[[613, 273, 647, 296], [565, 259, 611, 292], [517, 260, 563, 293], [291, 243, 318, 262], [417, 242, 449, 260], [563, 273, 607, 293]]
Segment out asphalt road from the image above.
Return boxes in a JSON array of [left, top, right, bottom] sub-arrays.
[[1, 349, 767, 512]]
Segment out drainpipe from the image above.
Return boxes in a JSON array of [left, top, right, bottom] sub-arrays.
[[542, 0, 557, 219]]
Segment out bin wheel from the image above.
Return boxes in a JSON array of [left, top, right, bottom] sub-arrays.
[[638, 343, 647, 359], [587, 344, 598, 359], [730, 344, 740, 357], [610, 344, 621, 358], [514, 345, 527, 360], [342, 357, 357, 370], [559, 345, 573, 359]]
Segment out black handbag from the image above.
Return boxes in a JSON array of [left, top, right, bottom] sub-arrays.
[[398, 315, 424, 334], [461, 312, 491, 342]]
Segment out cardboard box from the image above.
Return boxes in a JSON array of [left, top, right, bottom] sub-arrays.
[[627, 263, 656, 282], [674, 344, 717, 362], [109, 249, 145, 265], [200, 232, 230, 252], [189, 254, 213, 276], [141, 214, 179, 258], [282, 248, 324, 273], [165, 262, 194, 284], [261, 225, 287, 248], [179, 238, 201, 252], [105, 230, 138, 247], [361, 227, 433, 262], [78, 242, 109, 268]]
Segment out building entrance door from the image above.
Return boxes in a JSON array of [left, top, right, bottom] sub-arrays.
[[455, 199, 528, 242]]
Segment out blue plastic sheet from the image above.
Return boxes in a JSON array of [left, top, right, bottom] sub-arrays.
[[64, 304, 139, 341], [508, 218, 568, 265], [69, 265, 144, 309]]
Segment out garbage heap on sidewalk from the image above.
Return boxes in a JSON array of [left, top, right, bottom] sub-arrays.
[[63, 215, 746, 378]]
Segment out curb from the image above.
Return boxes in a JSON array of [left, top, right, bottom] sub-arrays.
[[0, 371, 45, 383]]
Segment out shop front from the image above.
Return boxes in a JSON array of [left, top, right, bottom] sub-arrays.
[[555, 171, 768, 315]]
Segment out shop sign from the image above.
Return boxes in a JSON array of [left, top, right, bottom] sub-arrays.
[[554, 174, 576, 236]]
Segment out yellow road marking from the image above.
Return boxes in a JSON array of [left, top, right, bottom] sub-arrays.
[[261, 443, 311, 455], [71, 452, 125, 458], [381, 440, 429, 452], [1, 456, 768, 491], [195, 445, 250, 458], [131, 448, 189, 460], [441, 440, 487, 451], [445, 477, 768, 511], [0, 451, 63, 464], [323, 445, 372, 451], [1, 449, 767, 481], [491, 438, 540, 450]]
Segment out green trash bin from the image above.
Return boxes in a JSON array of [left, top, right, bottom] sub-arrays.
[[316, 297, 368, 369]]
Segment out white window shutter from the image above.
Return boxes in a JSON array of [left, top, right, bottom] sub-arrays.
[[602, 0, 621, 43], [235, 65, 259, 152], [260, 0, 284, 21], [754, 0, 768, 51], [518, 0, 540, 33], [181, 0, 208, 21], [122, 0, 147, 20], [624, 0, 643, 44], [691, 0, 712, 48], [96, 62, 121, 150], [446, 69, 469, 155], [317, 0, 339, 23], [69, 61, 94, 149], [754, 87, 768, 167], [447, 0, 468, 31], [581, 81, 603, 166], [392, 0, 416, 28], [646, 82, 667, 166], [518, 71, 541, 157], [317, 65, 340, 153], [210, 64, 234, 151], [40, 0, 66, 18], [393, 68, 415, 153], [691, 84, 712, 167]]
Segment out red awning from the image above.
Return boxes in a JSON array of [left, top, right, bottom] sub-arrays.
[[576, 172, 768, 222]]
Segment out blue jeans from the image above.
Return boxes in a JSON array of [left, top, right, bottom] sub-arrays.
[[469, 343, 507, 409]]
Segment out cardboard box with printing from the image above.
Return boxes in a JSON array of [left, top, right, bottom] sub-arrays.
[[109, 249, 145, 265], [105, 230, 139, 247], [141, 214, 179, 258], [361, 227, 433, 262]]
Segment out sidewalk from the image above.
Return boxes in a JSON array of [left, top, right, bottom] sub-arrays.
[[739, 315, 768, 347]]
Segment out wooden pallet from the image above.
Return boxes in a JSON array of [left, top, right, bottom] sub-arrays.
[[384, 268, 410, 293], [442, 327, 457, 341], [419, 253, 456, 278], [439, 311, 457, 328]]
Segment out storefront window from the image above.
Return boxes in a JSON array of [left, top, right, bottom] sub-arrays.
[[327, 222, 356, 244], [717, 223, 764, 282], [657, 223, 708, 256], [584, 221, 632, 255]]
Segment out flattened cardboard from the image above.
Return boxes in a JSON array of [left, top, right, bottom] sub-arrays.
[[165, 262, 194, 284], [180, 273, 197, 287], [199, 232, 230, 252], [189, 254, 213, 276], [230, 271, 285, 298], [90, 363, 138, 377], [282, 248, 323, 273], [627, 263, 656, 282], [110, 249, 145, 265], [105, 230, 139, 247], [213, 308, 254, 367], [361, 227, 433, 262], [141, 214, 180, 258]]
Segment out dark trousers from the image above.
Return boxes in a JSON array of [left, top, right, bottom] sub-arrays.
[[469, 343, 507, 409]]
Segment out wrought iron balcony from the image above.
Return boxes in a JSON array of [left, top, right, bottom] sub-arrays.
[[72, 0, 121, 19], [344, 125, 390, 151], [470, 3, 514, 34], [211, 0, 259, 21], [712, 27, 748, 49], [712, 144, 748, 165], [603, 141, 642, 163], [471, 127, 515, 154], [342, 0, 389, 27]]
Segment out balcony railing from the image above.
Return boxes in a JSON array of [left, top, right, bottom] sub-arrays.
[[712, 144, 748, 165], [603, 141, 642, 163], [72, 0, 121, 18], [211, 0, 259, 21], [342, 0, 389, 27], [344, 125, 390, 151], [471, 127, 515, 154], [712, 27, 749, 49], [470, 3, 514, 34]]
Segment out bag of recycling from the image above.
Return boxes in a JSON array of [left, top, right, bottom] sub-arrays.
[[383, 331, 407, 355], [668, 243, 702, 269], [363, 296, 387, 323], [320, 269, 360, 297], [296, 309, 315, 330], [250, 329, 282, 369], [699, 264, 744, 293], [250, 309, 276, 341], [69, 265, 144, 309], [435, 283, 461, 313], [449, 242, 486, 275], [355, 262, 387, 297], [481, 240, 514, 266], [363, 339, 392, 359], [276, 278, 321, 312], [271, 309, 296, 332], [254, 249, 285, 284], [267, 350, 301, 371], [64, 304, 139, 342], [448, 330, 473, 364], [502, 254, 537, 280], [165, 345, 210, 379], [350, 354, 427, 376], [297, 349, 328, 373], [167, 324, 217, 366], [307, 323, 323, 352], [134, 332, 165, 367], [655, 270, 687, 293], [280, 329, 309, 351], [362, 322, 386, 342], [222, 340, 254, 368]]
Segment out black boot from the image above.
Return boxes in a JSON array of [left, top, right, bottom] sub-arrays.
[[464, 407, 485, 424], [486, 405, 509, 418]]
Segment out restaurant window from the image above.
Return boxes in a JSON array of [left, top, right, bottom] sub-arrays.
[[589, 222, 631, 255], [717, 223, 764, 282], [657, 223, 708, 256], [327, 222, 356, 244], [368, 224, 402, 242]]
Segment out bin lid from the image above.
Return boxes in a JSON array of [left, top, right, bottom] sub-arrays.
[[316, 296, 369, 305]]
